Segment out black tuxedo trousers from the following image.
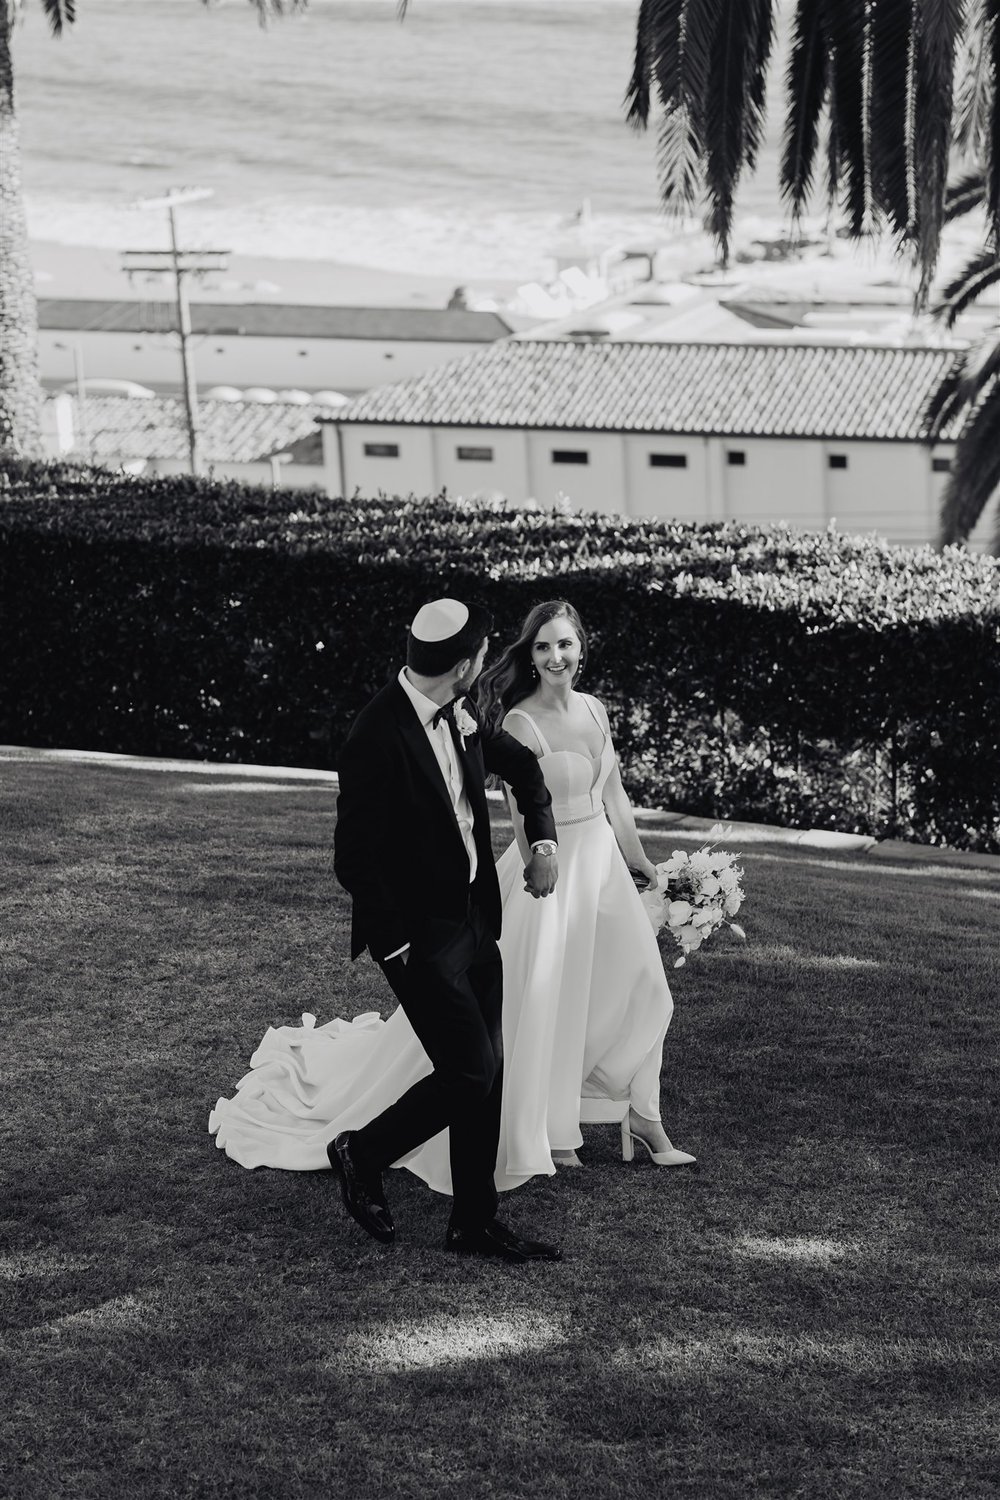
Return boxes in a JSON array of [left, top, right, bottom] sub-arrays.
[[355, 906, 503, 1229]]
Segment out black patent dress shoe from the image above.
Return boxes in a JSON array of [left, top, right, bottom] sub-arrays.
[[327, 1131, 395, 1245], [444, 1217, 562, 1263]]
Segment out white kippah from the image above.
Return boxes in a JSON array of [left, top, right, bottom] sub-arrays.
[[410, 599, 470, 643]]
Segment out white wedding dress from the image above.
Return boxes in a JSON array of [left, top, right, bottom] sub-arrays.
[[209, 695, 674, 1192]]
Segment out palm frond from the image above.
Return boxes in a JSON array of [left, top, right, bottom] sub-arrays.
[[859, 0, 876, 233], [41, 0, 76, 36], [655, 105, 708, 215], [259, 0, 307, 23], [826, 65, 842, 208], [625, 0, 661, 128], [633, 0, 722, 220], [986, 0, 1000, 244], [703, 0, 773, 260], [913, 0, 964, 304], [939, 374, 1000, 543], [210, 0, 307, 27], [924, 333, 1000, 429], [868, 0, 918, 233], [661, 0, 720, 114], [780, 0, 830, 218], [924, 348, 969, 435], [625, 0, 685, 130], [934, 247, 1000, 325], [903, 0, 918, 232], [957, 330, 1000, 395], [824, 0, 872, 235], [953, 0, 994, 158], [744, 0, 776, 171], [944, 169, 987, 222]]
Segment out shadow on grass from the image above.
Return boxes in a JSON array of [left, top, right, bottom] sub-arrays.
[[4, 1204, 998, 1499]]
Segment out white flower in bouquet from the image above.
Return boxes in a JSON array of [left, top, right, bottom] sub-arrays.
[[641, 844, 747, 966], [655, 853, 687, 888]]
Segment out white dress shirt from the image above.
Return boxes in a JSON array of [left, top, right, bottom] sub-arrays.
[[397, 667, 478, 881], [384, 669, 478, 962]]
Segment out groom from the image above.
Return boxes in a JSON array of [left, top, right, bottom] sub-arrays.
[[332, 598, 562, 1264]]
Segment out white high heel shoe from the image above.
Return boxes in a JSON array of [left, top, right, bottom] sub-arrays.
[[627, 1132, 697, 1167]]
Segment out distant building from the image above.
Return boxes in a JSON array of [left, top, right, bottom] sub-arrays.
[[42, 393, 326, 490], [37, 300, 513, 399], [318, 339, 990, 550]]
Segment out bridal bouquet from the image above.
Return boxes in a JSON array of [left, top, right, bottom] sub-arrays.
[[640, 844, 746, 967]]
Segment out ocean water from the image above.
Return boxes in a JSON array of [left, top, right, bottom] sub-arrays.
[[16, 0, 792, 279]]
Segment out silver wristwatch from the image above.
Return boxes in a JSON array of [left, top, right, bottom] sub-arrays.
[[530, 840, 558, 857]]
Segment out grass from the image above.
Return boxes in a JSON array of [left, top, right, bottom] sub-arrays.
[[1, 758, 999, 1500]]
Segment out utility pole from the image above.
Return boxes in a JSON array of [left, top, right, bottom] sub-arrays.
[[122, 189, 228, 476]]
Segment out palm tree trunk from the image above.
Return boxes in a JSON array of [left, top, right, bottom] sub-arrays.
[[0, 6, 42, 458]]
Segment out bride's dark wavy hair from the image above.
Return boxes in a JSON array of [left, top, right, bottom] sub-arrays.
[[477, 599, 588, 731]]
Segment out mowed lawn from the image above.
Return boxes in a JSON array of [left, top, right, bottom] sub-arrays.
[[1, 758, 998, 1500]]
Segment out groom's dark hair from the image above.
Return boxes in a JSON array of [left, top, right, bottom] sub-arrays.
[[406, 600, 493, 677]]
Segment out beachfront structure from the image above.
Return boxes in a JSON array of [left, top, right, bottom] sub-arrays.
[[37, 300, 513, 399], [41, 393, 326, 490], [318, 340, 989, 551]]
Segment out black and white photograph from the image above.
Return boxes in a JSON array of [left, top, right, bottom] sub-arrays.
[[2, 2, 999, 1496]]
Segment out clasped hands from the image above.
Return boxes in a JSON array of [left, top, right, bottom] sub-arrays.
[[523, 849, 558, 899]]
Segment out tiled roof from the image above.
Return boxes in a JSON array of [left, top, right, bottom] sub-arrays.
[[48, 394, 323, 464], [38, 299, 511, 343], [327, 340, 963, 441]]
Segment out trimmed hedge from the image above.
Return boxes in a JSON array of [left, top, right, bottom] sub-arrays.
[[2, 457, 999, 850]]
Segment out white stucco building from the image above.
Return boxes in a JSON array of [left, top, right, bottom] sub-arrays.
[[318, 339, 991, 550], [38, 300, 513, 399]]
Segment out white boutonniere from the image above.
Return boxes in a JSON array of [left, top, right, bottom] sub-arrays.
[[453, 702, 478, 747]]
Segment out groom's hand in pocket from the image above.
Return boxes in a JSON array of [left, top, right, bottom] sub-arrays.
[[524, 851, 558, 899]]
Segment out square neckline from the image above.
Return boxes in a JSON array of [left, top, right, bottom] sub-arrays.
[[504, 696, 609, 794]]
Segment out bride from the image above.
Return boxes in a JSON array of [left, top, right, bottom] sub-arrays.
[[209, 600, 694, 1187], [479, 599, 694, 1173]]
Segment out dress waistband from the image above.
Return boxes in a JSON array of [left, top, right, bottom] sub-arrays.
[[555, 807, 605, 828]]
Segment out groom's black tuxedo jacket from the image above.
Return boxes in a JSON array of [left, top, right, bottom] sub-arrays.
[[334, 677, 557, 961]]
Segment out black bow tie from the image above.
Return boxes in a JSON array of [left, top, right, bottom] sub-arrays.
[[432, 696, 461, 730]]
